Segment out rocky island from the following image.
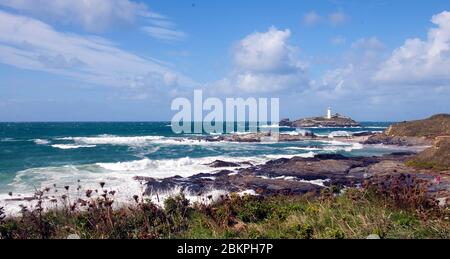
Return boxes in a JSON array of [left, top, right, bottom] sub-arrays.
[[280, 108, 361, 128]]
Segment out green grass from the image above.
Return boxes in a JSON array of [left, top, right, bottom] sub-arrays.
[[405, 160, 449, 171], [1, 186, 448, 239]]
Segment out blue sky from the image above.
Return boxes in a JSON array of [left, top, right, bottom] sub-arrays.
[[0, 0, 449, 121]]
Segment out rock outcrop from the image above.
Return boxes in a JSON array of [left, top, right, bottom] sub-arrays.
[[138, 150, 449, 205], [203, 131, 317, 143], [281, 114, 360, 128], [364, 133, 432, 146]]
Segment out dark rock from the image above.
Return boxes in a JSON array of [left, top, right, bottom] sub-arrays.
[[289, 115, 360, 128], [207, 160, 241, 168], [279, 118, 293, 127], [139, 151, 449, 205], [353, 131, 375, 137]]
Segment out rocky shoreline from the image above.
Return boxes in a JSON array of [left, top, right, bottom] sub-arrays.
[[140, 114, 450, 206], [138, 152, 449, 205]]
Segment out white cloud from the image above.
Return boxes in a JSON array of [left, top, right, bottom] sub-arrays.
[[0, 0, 146, 31], [303, 10, 349, 26], [374, 11, 450, 85], [331, 36, 347, 45], [0, 10, 196, 91], [329, 10, 348, 25], [309, 10, 450, 116], [312, 37, 386, 97], [351, 37, 384, 50], [303, 11, 322, 26], [0, 0, 186, 41], [209, 27, 308, 94], [141, 26, 186, 41]]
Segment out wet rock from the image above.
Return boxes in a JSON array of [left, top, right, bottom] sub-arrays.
[[279, 118, 293, 127], [139, 152, 449, 203], [206, 160, 242, 168], [203, 132, 319, 143]]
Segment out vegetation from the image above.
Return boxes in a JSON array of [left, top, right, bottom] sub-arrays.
[[406, 136, 450, 171], [0, 176, 449, 239], [386, 114, 450, 138]]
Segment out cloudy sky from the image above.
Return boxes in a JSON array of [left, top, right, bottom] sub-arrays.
[[0, 0, 449, 121]]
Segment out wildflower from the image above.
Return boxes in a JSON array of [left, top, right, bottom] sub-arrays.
[[64, 186, 70, 191], [434, 176, 442, 184], [133, 195, 139, 203], [100, 182, 106, 188], [85, 189, 93, 198]]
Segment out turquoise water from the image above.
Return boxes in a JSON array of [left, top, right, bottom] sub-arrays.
[[0, 122, 401, 197]]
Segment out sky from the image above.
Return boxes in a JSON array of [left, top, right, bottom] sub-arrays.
[[0, 0, 449, 122]]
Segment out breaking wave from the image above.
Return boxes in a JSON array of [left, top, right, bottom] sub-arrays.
[[51, 144, 97, 150]]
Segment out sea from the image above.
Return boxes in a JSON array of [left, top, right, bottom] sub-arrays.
[[0, 121, 414, 212]]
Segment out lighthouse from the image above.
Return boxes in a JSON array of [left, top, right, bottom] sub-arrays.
[[327, 107, 332, 119]]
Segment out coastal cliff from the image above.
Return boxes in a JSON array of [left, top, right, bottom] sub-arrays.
[[365, 114, 450, 170], [365, 114, 450, 146]]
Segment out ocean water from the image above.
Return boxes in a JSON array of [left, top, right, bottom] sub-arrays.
[[0, 121, 408, 205]]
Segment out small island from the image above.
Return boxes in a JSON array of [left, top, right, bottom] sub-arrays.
[[280, 107, 361, 128]]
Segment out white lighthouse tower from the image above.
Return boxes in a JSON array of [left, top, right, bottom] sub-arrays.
[[327, 107, 332, 119]]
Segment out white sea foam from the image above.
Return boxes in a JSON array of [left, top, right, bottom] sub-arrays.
[[51, 144, 96, 149], [285, 147, 321, 151], [34, 139, 50, 145], [1, 138, 17, 142], [264, 151, 316, 160], [282, 129, 312, 136], [321, 142, 364, 152], [259, 124, 290, 129], [298, 179, 330, 187], [57, 135, 164, 146], [57, 135, 226, 147], [328, 131, 352, 138]]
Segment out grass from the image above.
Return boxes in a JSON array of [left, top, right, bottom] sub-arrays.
[[0, 177, 449, 239], [405, 160, 449, 171]]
